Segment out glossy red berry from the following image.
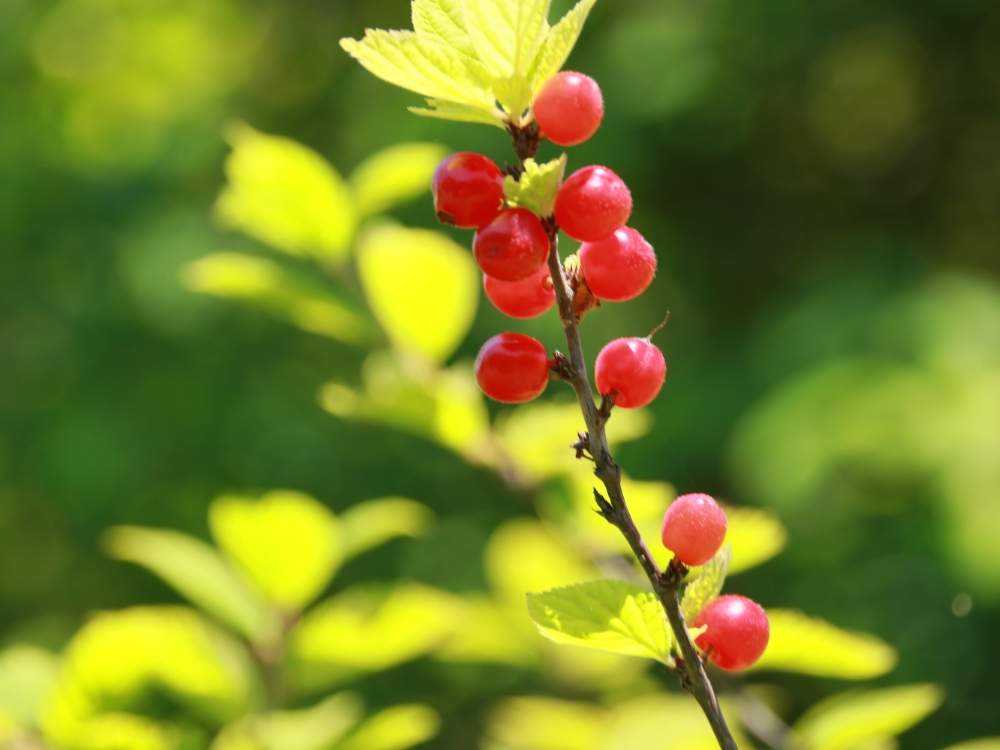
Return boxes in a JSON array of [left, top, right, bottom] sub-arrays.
[[555, 166, 632, 242], [594, 337, 666, 408], [580, 227, 656, 302], [484, 265, 555, 319], [475, 333, 550, 404], [474, 208, 551, 282], [661, 493, 728, 566], [693, 595, 770, 672], [533, 71, 605, 147], [433, 152, 505, 229]]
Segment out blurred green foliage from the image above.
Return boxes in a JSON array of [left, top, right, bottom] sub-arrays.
[[3, 0, 1000, 747]]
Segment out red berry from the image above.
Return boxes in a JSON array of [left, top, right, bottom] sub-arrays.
[[533, 71, 605, 147], [594, 337, 666, 408], [580, 227, 657, 302], [474, 208, 551, 282], [475, 333, 550, 404], [433, 152, 504, 229], [555, 166, 632, 242], [661, 493, 728, 566], [693, 595, 770, 672], [484, 265, 555, 319]]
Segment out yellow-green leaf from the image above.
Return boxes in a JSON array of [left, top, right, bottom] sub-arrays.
[[0, 647, 58, 727], [680, 546, 731, 621], [529, 0, 598, 91], [412, 0, 476, 58], [357, 225, 478, 362], [527, 580, 673, 663], [216, 125, 355, 263], [944, 739, 1000, 750], [209, 491, 343, 612], [409, 98, 507, 126], [794, 684, 944, 750], [211, 694, 363, 750], [434, 596, 538, 666], [484, 697, 606, 750], [339, 497, 434, 562], [605, 694, 750, 750], [461, 0, 551, 80], [756, 609, 898, 679], [103, 526, 274, 641], [724, 505, 787, 574], [349, 142, 448, 218], [335, 705, 440, 750], [504, 154, 567, 217]]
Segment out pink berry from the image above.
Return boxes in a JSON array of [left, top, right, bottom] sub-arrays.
[[474, 208, 551, 282], [580, 227, 657, 301], [692, 595, 770, 672], [533, 71, 605, 147], [475, 333, 550, 404], [483, 265, 555, 319], [594, 337, 666, 408], [661, 493, 728, 566], [433, 152, 505, 229], [555, 166, 632, 242]]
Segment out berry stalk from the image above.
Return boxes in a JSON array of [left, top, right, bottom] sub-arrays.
[[511, 126, 741, 750]]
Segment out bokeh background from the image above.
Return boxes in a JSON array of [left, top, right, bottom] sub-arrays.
[[3, 0, 1000, 748]]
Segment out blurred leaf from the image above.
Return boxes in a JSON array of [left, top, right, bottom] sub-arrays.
[[211, 694, 362, 750], [756, 609, 898, 679], [216, 124, 355, 262], [184, 252, 373, 344], [794, 684, 944, 750], [504, 155, 567, 217], [335, 704, 440, 750], [529, 0, 598, 91], [944, 739, 1000, 750], [0, 646, 58, 726], [603, 694, 749, 750], [680, 546, 731, 621], [46, 712, 182, 750], [349, 142, 447, 218], [435, 595, 538, 666], [485, 697, 606, 750], [339, 496, 434, 562], [209, 490, 343, 612], [357, 225, 478, 362], [724, 506, 787, 574], [527, 579, 673, 663], [104, 526, 273, 642]]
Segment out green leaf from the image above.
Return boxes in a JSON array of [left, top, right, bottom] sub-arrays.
[[680, 546, 731, 621], [349, 142, 448, 218], [794, 684, 944, 750], [529, 0, 598, 91], [209, 490, 343, 612], [211, 694, 363, 750], [335, 705, 440, 750], [409, 98, 507, 127], [339, 497, 434, 562], [944, 739, 1000, 750], [0, 647, 58, 726], [484, 697, 606, 750], [461, 0, 551, 80], [504, 154, 567, 217], [434, 595, 539, 666], [724, 505, 787, 574], [527, 580, 673, 663], [103, 526, 274, 641], [183, 252, 374, 345], [412, 0, 476, 57], [216, 124, 355, 263], [357, 225, 479, 363], [756, 609, 898, 679], [605, 694, 751, 750]]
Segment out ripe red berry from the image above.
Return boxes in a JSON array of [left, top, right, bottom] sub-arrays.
[[533, 71, 605, 147], [432, 152, 505, 229], [692, 595, 770, 672], [580, 227, 656, 302], [555, 166, 632, 242], [483, 265, 555, 319], [594, 337, 666, 408], [474, 208, 551, 282], [661, 493, 728, 566], [475, 332, 550, 404]]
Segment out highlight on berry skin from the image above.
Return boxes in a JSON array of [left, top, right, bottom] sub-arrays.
[[474, 207, 551, 282], [580, 226, 657, 302], [533, 71, 605, 147], [483, 265, 556, 319], [594, 337, 667, 408], [692, 595, 770, 672], [555, 165, 633, 242], [432, 152, 505, 229], [661, 493, 728, 566], [475, 332, 550, 404]]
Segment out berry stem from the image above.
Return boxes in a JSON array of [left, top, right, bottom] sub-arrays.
[[522, 142, 740, 750]]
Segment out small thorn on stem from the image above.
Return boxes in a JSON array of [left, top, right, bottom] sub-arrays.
[[549, 351, 575, 381], [593, 488, 615, 520], [572, 432, 595, 461], [647, 310, 673, 340]]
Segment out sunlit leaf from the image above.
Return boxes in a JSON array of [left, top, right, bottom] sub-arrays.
[[339, 497, 434, 562], [209, 490, 343, 612], [335, 704, 440, 750], [724, 505, 787, 574], [461, 0, 550, 80], [104, 526, 274, 641], [183, 252, 373, 344], [529, 0, 598, 91], [755, 609, 898, 679], [484, 697, 606, 750], [409, 98, 507, 127], [504, 154, 567, 217], [412, 0, 477, 58], [0, 646, 59, 726], [794, 684, 944, 750], [216, 124, 355, 262], [435, 595, 539, 666], [211, 694, 362, 750], [604, 694, 750, 750], [944, 739, 1000, 750], [357, 225, 478, 362], [349, 142, 447, 218], [527, 579, 673, 663], [680, 546, 731, 621]]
